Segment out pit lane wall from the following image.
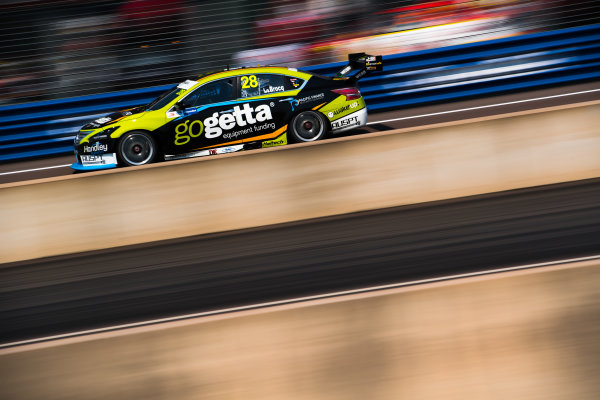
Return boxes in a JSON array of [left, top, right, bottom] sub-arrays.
[[1, 259, 599, 399], [1, 101, 600, 264]]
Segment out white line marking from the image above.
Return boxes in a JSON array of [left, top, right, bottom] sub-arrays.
[[2, 88, 598, 177], [367, 88, 600, 124], [0, 164, 71, 176], [1, 254, 598, 349]]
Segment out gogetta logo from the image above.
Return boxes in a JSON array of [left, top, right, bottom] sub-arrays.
[[175, 103, 273, 145], [84, 142, 108, 153]]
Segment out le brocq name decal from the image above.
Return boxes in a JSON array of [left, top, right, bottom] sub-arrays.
[[175, 103, 273, 145]]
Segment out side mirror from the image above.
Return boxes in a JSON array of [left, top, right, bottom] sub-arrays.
[[177, 99, 195, 110]]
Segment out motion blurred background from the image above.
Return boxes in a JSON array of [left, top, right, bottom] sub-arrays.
[[1, 0, 599, 106], [2, 2, 600, 398]]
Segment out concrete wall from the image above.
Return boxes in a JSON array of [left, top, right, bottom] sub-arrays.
[[1, 260, 599, 399], [1, 101, 599, 263]]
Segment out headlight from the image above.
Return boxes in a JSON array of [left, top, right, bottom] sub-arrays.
[[92, 126, 120, 140]]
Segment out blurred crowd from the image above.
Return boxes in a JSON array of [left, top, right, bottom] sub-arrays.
[[0, 0, 598, 106]]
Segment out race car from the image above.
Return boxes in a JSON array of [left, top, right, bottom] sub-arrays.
[[71, 53, 382, 171]]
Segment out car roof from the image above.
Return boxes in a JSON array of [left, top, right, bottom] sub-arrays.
[[188, 66, 314, 87]]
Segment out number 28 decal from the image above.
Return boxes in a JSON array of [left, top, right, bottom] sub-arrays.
[[241, 75, 258, 89]]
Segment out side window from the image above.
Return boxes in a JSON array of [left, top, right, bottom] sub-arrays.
[[239, 74, 293, 98], [185, 78, 234, 108], [239, 74, 260, 98]]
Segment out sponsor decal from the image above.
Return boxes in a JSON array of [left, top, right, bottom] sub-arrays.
[[222, 126, 253, 140], [174, 103, 273, 145], [339, 65, 352, 76], [354, 69, 367, 79], [183, 107, 200, 116], [209, 145, 243, 154], [220, 146, 241, 153], [205, 104, 272, 137], [262, 85, 284, 94], [167, 110, 181, 119], [331, 115, 360, 130], [83, 142, 108, 153], [165, 145, 243, 161], [280, 97, 299, 111], [365, 56, 383, 71], [80, 153, 117, 166], [223, 122, 275, 139], [123, 111, 133, 116], [255, 122, 276, 131], [296, 93, 325, 105], [206, 145, 244, 155], [328, 102, 359, 119], [281, 92, 326, 112], [177, 80, 198, 90], [290, 78, 301, 88], [174, 119, 204, 145], [94, 117, 111, 125], [262, 134, 287, 148]]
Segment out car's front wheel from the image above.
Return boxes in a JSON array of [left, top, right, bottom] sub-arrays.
[[288, 111, 328, 143], [117, 131, 157, 167]]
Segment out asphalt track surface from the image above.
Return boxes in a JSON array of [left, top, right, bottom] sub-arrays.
[[1, 81, 600, 184], [1, 178, 600, 343], [1, 82, 600, 343]]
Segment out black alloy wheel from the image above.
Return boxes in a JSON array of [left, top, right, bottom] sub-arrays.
[[117, 131, 157, 166], [289, 111, 327, 142]]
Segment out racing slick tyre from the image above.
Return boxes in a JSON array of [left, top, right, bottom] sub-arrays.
[[117, 131, 157, 167], [289, 111, 328, 143]]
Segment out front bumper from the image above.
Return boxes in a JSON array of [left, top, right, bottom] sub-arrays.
[[71, 134, 118, 171], [70, 161, 117, 171], [70, 152, 118, 171]]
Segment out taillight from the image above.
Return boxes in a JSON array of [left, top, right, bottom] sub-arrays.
[[332, 87, 361, 100]]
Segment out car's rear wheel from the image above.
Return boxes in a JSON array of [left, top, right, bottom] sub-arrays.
[[117, 131, 157, 167], [289, 111, 327, 143]]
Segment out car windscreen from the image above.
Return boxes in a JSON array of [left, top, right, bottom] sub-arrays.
[[145, 86, 181, 111]]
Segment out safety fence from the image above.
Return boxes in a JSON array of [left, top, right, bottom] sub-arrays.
[[0, 23, 599, 162]]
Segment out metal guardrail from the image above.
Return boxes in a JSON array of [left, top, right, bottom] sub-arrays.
[[1, 24, 599, 163]]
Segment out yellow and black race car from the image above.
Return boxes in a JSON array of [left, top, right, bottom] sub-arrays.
[[71, 53, 382, 171]]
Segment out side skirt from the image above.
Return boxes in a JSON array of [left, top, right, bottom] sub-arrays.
[[165, 144, 245, 161]]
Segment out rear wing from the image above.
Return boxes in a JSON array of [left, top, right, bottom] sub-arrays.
[[335, 53, 383, 82]]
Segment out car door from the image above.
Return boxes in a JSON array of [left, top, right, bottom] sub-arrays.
[[235, 73, 298, 146], [158, 77, 236, 155]]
